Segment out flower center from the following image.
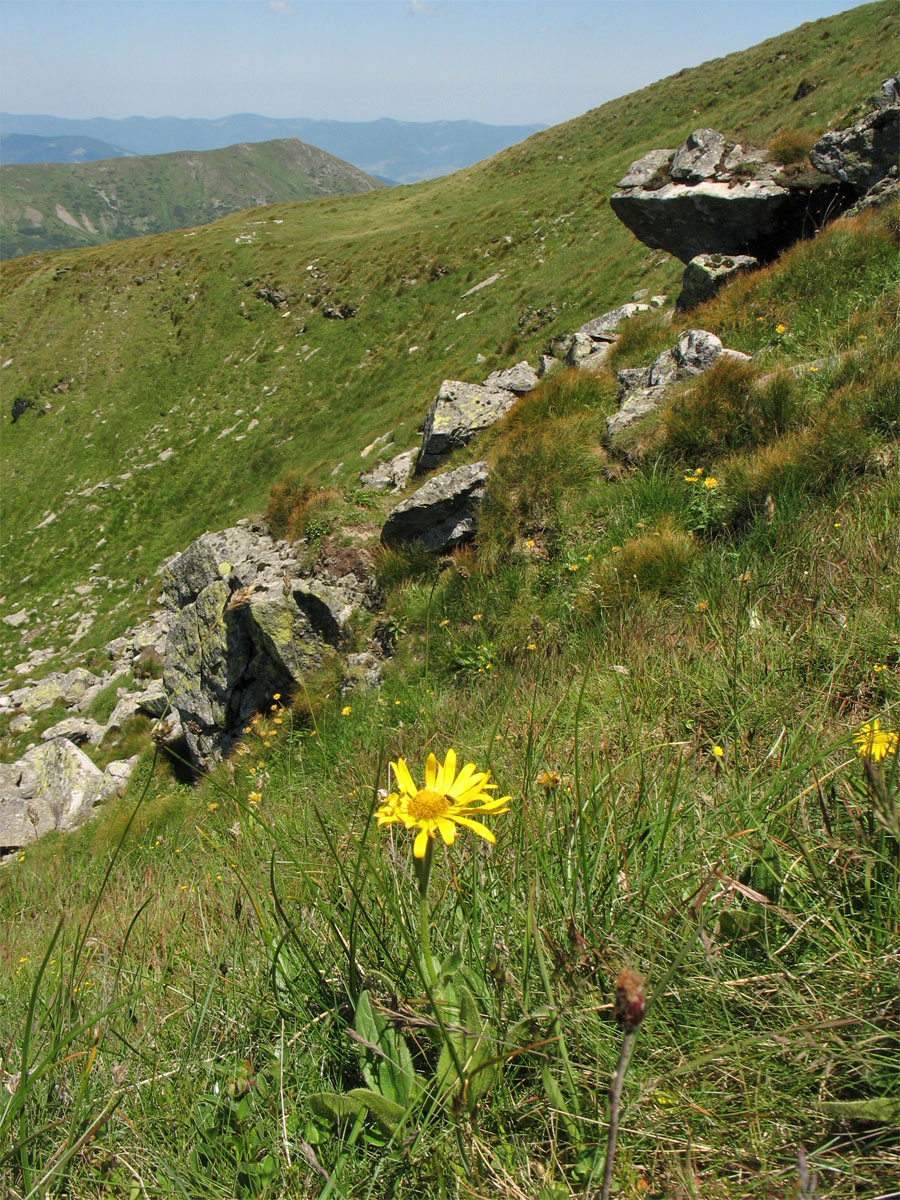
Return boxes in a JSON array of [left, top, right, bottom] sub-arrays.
[[408, 787, 450, 822]]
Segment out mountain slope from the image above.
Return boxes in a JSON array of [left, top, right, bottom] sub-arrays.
[[0, 137, 386, 258], [0, 0, 895, 666], [0, 113, 546, 184]]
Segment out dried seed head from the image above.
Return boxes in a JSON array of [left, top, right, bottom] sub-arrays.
[[615, 968, 646, 1032]]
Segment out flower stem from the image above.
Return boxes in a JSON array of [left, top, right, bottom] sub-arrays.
[[414, 842, 438, 988]]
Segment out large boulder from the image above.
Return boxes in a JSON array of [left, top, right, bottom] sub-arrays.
[[0, 740, 105, 849], [162, 524, 377, 768], [610, 128, 849, 262], [381, 461, 490, 553], [418, 380, 520, 471]]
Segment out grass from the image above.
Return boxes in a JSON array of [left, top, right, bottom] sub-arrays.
[[2, 193, 897, 1198], [2, 3, 900, 1195]]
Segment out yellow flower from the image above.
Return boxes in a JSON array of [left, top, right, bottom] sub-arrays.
[[853, 720, 899, 762], [775, 323, 786, 334], [685, 474, 700, 483], [341, 705, 352, 716], [207, 802, 218, 812], [472, 613, 482, 621], [526, 642, 538, 651], [439, 618, 449, 627], [568, 563, 579, 572], [704, 476, 718, 489], [536, 770, 560, 788], [712, 745, 725, 758], [525, 538, 536, 548], [873, 664, 886, 673], [273, 693, 281, 701], [376, 749, 510, 859], [248, 791, 262, 804], [695, 600, 709, 612]]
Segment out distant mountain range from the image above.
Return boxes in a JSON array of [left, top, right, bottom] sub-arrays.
[[1, 133, 136, 165], [0, 137, 385, 258], [0, 114, 546, 184]]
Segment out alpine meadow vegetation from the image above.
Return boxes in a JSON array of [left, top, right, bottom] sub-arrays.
[[2, 2, 899, 1197]]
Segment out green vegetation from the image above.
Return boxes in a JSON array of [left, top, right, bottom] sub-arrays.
[[1, 3, 899, 1196], [0, 138, 385, 259]]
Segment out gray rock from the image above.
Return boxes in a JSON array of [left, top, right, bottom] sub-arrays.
[[810, 105, 899, 193], [481, 361, 539, 395], [9, 713, 34, 736], [677, 253, 759, 310], [611, 126, 847, 262], [606, 329, 739, 437], [341, 651, 383, 693], [162, 525, 377, 768], [577, 303, 650, 338], [670, 128, 727, 182], [381, 461, 490, 554], [418, 381, 518, 471], [100, 756, 139, 801], [359, 448, 417, 493], [0, 740, 105, 848], [674, 329, 724, 374], [13, 668, 101, 714], [40, 716, 105, 746], [617, 148, 676, 189]]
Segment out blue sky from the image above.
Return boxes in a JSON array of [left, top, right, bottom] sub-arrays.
[[0, 0, 876, 126]]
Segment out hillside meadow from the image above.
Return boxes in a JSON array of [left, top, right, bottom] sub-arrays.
[[1, 2, 899, 1197]]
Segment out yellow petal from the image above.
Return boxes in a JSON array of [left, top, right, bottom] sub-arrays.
[[424, 752, 439, 790], [436, 817, 458, 845], [451, 816, 497, 843], [392, 758, 416, 795], [413, 826, 431, 858], [442, 747, 457, 792]]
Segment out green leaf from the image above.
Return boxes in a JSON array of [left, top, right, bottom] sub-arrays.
[[308, 1091, 367, 1126], [346, 1087, 407, 1133], [820, 1097, 900, 1125], [435, 982, 497, 1112]]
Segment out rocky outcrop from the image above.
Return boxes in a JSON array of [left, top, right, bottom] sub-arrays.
[[0, 740, 104, 849], [381, 461, 489, 553], [161, 522, 377, 768], [359, 448, 417, 493], [418, 375, 529, 472], [677, 254, 759, 311], [611, 87, 898, 264], [610, 129, 847, 262], [606, 329, 750, 437], [810, 89, 899, 192]]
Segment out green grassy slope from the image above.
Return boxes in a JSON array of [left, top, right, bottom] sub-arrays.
[[0, 137, 386, 259], [1, 0, 895, 678], [1, 5, 899, 1198]]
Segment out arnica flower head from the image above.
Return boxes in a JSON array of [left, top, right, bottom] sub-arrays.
[[853, 719, 899, 762], [376, 748, 510, 859]]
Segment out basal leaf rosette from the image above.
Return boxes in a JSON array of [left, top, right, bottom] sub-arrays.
[[376, 748, 510, 858]]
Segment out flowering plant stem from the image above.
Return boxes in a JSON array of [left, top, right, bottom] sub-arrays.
[[414, 840, 438, 987], [600, 1028, 637, 1200]]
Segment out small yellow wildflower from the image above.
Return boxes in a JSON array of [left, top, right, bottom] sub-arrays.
[[19, 956, 28, 964], [527, 642, 538, 651], [439, 618, 450, 627], [853, 720, 898, 762], [207, 802, 218, 812], [341, 705, 352, 716], [712, 745, 725, 759], [775, 323, 786, 334], [536, 770, 560, 788], [809, 365, 819, 373], [376, 749, 510, 859], [525, 538, 536, 547], [472, 613, 482, 621], [685, 473, 700, 483], [704, 476, 718, 489], [243, 726, 252, 734], [873, 664, 886, 673], [274, 717, 283, 724], [249, 791, 262, 804], [568, 563, 579, 572], [696, 600, 709, 612], [273, 693, 281, 701]]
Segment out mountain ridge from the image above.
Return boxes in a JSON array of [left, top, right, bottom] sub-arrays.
[[0, 112, 547, 185]]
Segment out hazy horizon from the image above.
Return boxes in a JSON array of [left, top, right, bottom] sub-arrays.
[[0, 0, 878, 129]]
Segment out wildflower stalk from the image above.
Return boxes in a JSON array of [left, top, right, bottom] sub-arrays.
[[600, 969, 646, 1200], [414, 840, 438, 987]]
